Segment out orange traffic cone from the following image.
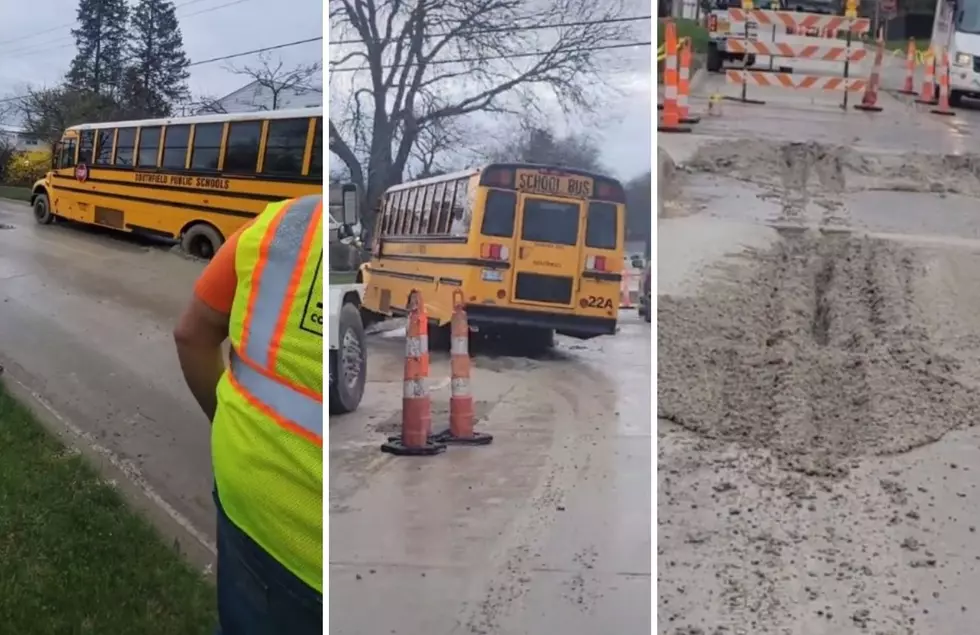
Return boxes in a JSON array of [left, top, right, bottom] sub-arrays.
[[659, 20, 691, 133], [678, 43, 701, 125], [916, 49, 937, 105], [431, 290, 492, 446], [620, 270, 635, 309], [899, 38, 917, 95], [931, 49, 956, 117], [855, 27, 884, 112], [382, 290, 446, 456]]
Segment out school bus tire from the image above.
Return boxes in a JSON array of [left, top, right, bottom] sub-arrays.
[[33, 193, 54, 225], [329, 302, 366, 415], [180, 223, 224, 260]]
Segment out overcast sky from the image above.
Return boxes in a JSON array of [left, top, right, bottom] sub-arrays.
[[0, 0, 323, 107], [328, 3, 652, 182]]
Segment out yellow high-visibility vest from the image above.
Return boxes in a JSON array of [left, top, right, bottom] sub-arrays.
[[212, 194, 323, 592]]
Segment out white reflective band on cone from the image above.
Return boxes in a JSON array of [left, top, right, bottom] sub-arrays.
[[451, 336, 468, 356], [230, 350, 322, 438], [405, 335, 428, 358], [404, 379, 428, 398], [451, 377, 470, 397]]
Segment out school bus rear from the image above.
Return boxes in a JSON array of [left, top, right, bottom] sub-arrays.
[[467, 164, 625, 338]]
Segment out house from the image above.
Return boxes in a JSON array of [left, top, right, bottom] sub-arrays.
[[199, 79, 322, 114], [0, 127, 44, 152]]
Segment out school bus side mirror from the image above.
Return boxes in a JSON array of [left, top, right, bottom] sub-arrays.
[[341, 184, 359, 226]]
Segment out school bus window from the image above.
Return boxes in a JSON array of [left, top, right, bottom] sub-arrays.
[[162, 124, 191, 169], [58, 139, 77, 169], [403, 188, 417, 234], [433, 181, 452, 233], [263, 118, 309, 177], [415, 186, 432, 234], [481, 189, 517, 238], [392, 190, 406, 234], [523, 198, 579, 246], [449, 179, 471, 235], [190, 123, 222, 170], [416, 186, 432, 234], [378, 195, 390, 235], [308, 117, 323, 178], [78, 130, 95, 165], [385, 191, 400, 235], [224, 120, 262, 174], [397, 189, 412, 234], [115, 127, 136, 166], [426, 182, 443, 233], [585, 201, 618, 250], [94, 129, 114, 165], [137, 126, 161, 167]]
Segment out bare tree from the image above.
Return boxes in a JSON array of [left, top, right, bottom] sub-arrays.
[[490, 124, 605, 173], [328, 0, 630, 232], [191, 94, 230, 114], [18, 86, 122, 146], [227, 52, 322, 111]]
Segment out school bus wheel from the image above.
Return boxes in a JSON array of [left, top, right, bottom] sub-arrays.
[[33, 193, 54, 225], [180, 223, 224, 260]]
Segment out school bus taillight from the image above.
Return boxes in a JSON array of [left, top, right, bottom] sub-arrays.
[[480, 243, 509, 261], [586, 255, 608, 271]]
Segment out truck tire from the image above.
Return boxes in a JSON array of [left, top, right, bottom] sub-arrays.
[[33, 193, 54, 225], [329, 302, 367, 415], [950, 90, 963, 108], [707, 42, 723, 73]]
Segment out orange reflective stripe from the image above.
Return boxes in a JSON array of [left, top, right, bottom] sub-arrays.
[[240, 200, 293, 362], [268, 202, 322, 370]]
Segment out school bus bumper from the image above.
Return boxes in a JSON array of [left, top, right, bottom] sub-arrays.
[[465, 304, 616, 339]]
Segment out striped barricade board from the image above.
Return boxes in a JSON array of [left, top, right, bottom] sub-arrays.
[[727, 38, 868, 62], [726, 70, 867, 92], [727, 9, 870, 34]]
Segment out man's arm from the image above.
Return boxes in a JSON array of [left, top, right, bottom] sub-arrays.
[[173, 223, 250, 421], [174, 297, 229, 421]]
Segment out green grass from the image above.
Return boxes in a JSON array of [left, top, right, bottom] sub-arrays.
[[658, 18, 710, 54], [0, 185, 32, 202], [886, 38, 931, 52], [0, 382, 216, 634]]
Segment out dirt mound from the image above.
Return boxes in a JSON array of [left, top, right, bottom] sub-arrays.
[[686, 138, 980, 198], [658, 230, 980, 476]]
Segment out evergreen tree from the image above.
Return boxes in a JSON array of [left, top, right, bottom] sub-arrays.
[[126, 0, 191, 118], [67, 0, 129, 96]]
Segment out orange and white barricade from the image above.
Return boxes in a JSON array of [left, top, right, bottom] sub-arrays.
[[660, 20, 692, 133], [723, 7, 871, 108]]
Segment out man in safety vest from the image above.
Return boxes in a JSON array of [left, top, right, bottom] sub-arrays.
[[173, 194, 323, 634]]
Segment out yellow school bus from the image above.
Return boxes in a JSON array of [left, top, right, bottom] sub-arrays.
[[360, 163, 626, 348], [29, 107, 323, 258]]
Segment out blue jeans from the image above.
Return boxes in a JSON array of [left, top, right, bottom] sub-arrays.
[[214, 490, 322, 635]]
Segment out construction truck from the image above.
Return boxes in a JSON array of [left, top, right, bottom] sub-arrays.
[[328, 183, 367, 414]]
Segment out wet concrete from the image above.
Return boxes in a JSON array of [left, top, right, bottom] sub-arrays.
[[329, 315, 651, 634], [0, 201, 216, 568], [660, 67, 980, 633]]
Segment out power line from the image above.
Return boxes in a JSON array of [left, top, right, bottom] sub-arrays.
[[329, 40, 650, 73], [0, 35, 323, 105], [328, 14, 651, 46]]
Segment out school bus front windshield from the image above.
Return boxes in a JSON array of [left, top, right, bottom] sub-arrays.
[[361, 163, 627, 343]]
